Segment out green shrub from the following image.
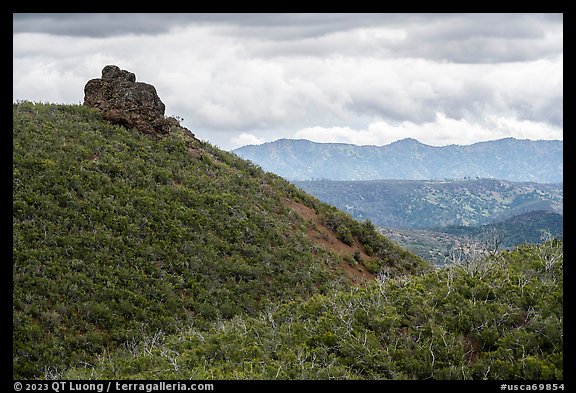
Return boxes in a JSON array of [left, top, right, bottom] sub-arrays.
[[62, 242, 562, 380]]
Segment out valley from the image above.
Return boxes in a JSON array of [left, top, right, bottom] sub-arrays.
[[295, 179, 562, 264], [380, 210, 563, 265]]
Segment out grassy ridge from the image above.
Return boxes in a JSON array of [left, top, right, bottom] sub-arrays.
[[13, 102, 427, 378]]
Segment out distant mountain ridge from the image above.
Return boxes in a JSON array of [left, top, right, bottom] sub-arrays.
[[295, 178, 563, 229], [234, 138, 563, 183]]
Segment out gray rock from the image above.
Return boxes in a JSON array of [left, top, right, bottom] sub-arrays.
[[101, 65, 136, 82], [84, 65, 173, 135]]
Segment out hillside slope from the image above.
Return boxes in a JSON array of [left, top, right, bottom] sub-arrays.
[[233, 138, 563, 183], [13, 102, 428, 378]]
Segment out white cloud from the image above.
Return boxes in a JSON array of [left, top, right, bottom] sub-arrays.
[[230, 133, 265, 149]]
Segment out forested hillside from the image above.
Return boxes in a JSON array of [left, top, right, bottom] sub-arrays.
[[13, 102, 427, 379]]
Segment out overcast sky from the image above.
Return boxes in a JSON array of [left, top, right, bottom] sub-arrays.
[[13, 13, 563, 150]]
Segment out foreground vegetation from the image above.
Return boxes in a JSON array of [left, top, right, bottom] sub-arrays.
[[13, 102, 427, 378], [63, 241, 563, 380]]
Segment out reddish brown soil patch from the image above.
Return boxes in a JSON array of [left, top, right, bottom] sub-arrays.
[[463, 335, 480, 365], [284, 198, 375, 285]]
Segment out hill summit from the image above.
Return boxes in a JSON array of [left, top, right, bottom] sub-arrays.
[[13, 69, 427, 378]]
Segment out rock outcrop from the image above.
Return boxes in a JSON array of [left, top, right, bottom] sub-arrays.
[[84, 65, 179, 135]]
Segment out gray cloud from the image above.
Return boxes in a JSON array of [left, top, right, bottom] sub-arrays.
[[14, 13, 561, 38], [399, 14, 563, 63], [239, 13, 562, 64], [13, 13, 433, 38], [13, 14, 563, 64], [13, 13, 191, 37], [13, 13, 563, 149]]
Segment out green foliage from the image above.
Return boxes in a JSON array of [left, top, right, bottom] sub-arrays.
[[13, 102, 426, 378], [63, 241, 563, 380], [18, 102, 560, 381]]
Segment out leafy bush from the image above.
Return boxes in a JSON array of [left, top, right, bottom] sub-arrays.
[[63, 241, 562, 380]]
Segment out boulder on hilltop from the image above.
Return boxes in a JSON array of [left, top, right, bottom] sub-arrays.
[[84, 65, 185, 135]]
